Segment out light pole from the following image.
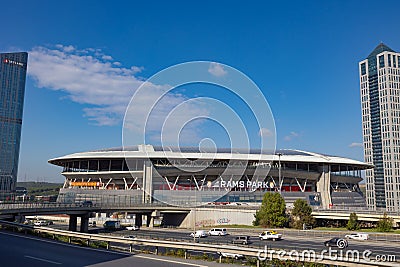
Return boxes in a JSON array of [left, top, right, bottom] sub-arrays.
[[277, 153, 282, 193], [192, 179, 198, 243]]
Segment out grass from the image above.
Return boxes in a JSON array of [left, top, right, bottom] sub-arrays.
[[17, 182, 62, 196], [313, 227, 400, 234], [203, 224, 261, 229], [313, 227, 347, 231]]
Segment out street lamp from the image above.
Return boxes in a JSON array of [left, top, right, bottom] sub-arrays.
[[277, 153, 282, 193], [192, 178, 198, 243]]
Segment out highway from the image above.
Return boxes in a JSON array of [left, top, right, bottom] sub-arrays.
[[0, 231, 242, 267], [111, 228, 400, 261], [38, 223, 400, 264]]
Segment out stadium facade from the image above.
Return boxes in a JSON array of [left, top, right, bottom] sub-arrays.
[[0, 52, 28, 197], [49, 144, 372, 209], [359, 43, 400, 211]]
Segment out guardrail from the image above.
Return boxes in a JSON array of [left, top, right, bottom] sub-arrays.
[[0, 220, 398, 267], [0, 202, 256, 210], [222, 228, 400, 243], [2, 201, 400, 214], [313, 207, 400, 216]]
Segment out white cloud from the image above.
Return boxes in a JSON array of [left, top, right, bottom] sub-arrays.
[[284, 131, 300, 141], [28, 45, 143, 126], [101, 55, 113, 61], [258, 127, 273, 137], [56, 44, 75, 52], [208, 62, 227, 77], [27, 45, 208, 143], [349, 142, 363, 148]]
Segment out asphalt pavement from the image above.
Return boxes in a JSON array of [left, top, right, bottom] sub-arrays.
[[44, 223, 400, 264], [114, 228, 400, 261], [0, 231, 243, 267]]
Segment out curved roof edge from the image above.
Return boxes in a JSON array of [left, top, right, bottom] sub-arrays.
[[48, 144, 373, 169]]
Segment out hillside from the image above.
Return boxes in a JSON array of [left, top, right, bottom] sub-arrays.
[[17, 182, 63, 196]]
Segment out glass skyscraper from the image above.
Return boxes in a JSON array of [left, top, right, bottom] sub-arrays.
[[0, 52, 28, 198], [359, 43, 400, 211]]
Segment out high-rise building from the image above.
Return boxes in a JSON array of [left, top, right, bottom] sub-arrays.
[[0, 52, 28, 198], [359, 43, 400, 211]]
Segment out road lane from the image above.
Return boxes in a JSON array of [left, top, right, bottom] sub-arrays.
[[0, 231, 242, 267], [24, 255, 62, 265], [116, 228, 400, 260], [0, 231, 129, 267], [45, 224, 400, 263]]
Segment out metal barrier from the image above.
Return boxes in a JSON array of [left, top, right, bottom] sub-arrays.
[[0, 220, 398, 267]]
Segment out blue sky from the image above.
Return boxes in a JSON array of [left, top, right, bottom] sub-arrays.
[[1, 0, 399, 182]]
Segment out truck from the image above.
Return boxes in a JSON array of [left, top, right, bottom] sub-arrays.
[[259, 230, 282, 241], [103, 220, 121, 230]]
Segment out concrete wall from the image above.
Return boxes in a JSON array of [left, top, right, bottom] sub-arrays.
[[179, 207, 257, 228], [316, 165, 331, 209]]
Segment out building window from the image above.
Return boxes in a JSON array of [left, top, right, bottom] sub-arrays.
[[379, 55, 385, 68], [361, 63, 366, 75]]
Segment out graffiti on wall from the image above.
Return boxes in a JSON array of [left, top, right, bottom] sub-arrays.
[[217, 218, 231, 224]]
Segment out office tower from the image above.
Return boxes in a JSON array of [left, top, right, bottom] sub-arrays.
[[359, 43, 400, 211], [0, 52, 28, 198]]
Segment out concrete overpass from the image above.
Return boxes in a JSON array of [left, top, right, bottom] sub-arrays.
[[1, 203, 399, 231], [0, 202, 191, 232]]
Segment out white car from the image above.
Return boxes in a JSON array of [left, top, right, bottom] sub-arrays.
[[218, 251, 244, 259], [345, 233, 369, 240], [208, 228, 228, 236], [259, 230, 282, 241], [34, 220, 49, 226], [190, 230, 207, 238], [126, 225, 140, 231]]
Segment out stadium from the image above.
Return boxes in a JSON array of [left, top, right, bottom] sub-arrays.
[[49, 144, 372, 210]]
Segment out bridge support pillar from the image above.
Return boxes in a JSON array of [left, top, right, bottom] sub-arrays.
[[135, 214, 143, 227], [69, 215, 78, 232], [146, 214, 154, 228], [80, 213, 90, 233], [142, 214, 148, 227]]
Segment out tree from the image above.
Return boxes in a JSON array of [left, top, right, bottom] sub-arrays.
[[347, 212, 359, 230], [346, 212, 359, 230], [290, 199, 315, 229], [253, 192, 287, 227], [376, 212, 393, 232]]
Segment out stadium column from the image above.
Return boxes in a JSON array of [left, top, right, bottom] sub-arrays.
[[317, 165, 332, 209], [143, 160, 153, 203]]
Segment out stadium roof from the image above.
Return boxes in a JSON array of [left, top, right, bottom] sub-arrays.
[[49, 144, 373, 169]]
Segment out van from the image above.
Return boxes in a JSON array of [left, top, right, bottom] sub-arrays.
[[208, 228, 228, 236], [344, 233, 369, 240], [103, 220, 121, 230], [232, 236, 251, 245]]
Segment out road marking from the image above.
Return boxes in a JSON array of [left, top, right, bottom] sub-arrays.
[[24, 255, 62, 265], [135, 255, 208, 267]]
